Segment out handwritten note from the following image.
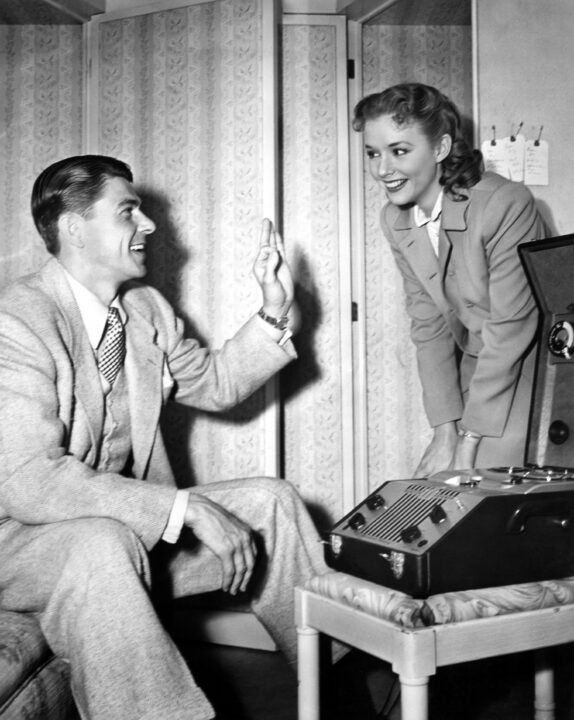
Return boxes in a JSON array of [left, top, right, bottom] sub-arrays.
[[524, 139, 549, 186], [505, 134, 526, 183], [482, 133, 549, 186], [481, 139, 510, 178]]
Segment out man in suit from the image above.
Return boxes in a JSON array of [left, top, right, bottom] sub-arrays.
[[0, 155, 331, 720]]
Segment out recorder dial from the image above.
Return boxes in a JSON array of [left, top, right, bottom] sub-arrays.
[[548, 320, 574, 359]]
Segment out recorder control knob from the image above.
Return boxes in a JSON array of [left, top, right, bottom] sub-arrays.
[[400, 525, 422, 543], [349, 512, 366, 531], [430, 504, 447, 524], [549, 419, 570, 445], [366, 493, 385, 511]]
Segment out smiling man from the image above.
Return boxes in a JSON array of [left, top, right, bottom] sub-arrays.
[[0, 155, 333, 720], [67, 176, 155, 295]]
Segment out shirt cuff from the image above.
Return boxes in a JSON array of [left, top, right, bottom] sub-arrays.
[[161, 489, 189, 544]]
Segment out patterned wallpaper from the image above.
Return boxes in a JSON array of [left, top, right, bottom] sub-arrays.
[[0, 25, 83, 283], [360, 24, 473, 487]]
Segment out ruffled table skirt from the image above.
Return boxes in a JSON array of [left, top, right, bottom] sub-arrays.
[[306, 571, 574, 627]]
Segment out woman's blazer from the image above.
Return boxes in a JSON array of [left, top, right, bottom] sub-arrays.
[[380, 172, 548, 437]]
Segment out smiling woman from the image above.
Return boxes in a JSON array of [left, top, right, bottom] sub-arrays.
[[354, 83, 481, 214], [362, 114, 451, 216], [353, 82, 549, 477]]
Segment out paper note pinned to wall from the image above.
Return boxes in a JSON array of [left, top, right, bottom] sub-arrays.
[[524, 139, 549, 186], [505, 134, 526, 183], [481, 139, 510, 178]]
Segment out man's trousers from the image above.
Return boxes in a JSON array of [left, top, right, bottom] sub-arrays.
[[0, 477, 329, 720]]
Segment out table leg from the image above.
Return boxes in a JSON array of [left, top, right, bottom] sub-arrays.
[[534, 649, 555, 720], [298, 625, 320, 720], [400, 675, 429, 720]]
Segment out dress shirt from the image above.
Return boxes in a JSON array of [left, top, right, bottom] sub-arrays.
[[62, 266, 188, 544], [413, 190, 443, 256]]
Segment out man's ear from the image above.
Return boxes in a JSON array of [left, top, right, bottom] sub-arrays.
[[435, 134, 453, 164], [57, 212, 85, 249]]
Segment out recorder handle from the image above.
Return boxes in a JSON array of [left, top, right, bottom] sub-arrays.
[[506, 498, 574, 534]]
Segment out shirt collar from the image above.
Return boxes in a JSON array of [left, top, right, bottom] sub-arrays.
[[413, 190, 443, 228], [61, 266, 126, 350]]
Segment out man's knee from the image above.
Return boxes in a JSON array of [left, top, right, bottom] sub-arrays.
[[240, 478, 307, 531], [247, 476, 300, 504], [63, 518, 148, 574]]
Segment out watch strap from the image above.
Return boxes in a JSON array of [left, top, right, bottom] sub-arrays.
[[258, 307, 289, 331]]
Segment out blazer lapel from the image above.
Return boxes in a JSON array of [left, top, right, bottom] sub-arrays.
[[123, 300, 165, 478], [437, 229, 452, 278], [440, 192, 470, 265], [393, 194, 471, 303], [392, 210, 451, 314]]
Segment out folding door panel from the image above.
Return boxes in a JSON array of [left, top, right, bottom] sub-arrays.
[[281, 15, 353, 526], [86, 0, 280, 486]]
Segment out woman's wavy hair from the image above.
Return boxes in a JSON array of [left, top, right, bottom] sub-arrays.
[[31, 155, 133, 256], [353, 83, 484, 200]]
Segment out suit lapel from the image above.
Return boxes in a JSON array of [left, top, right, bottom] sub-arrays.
[[122, 299, 165, 478], [72, 321, 105, 445], [40, 259, 105, 445]]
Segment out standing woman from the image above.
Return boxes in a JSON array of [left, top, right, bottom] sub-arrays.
[[353, 82, 548, 476]]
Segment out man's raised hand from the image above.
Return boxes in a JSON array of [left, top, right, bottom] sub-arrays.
[[252, 218, 293, 318]]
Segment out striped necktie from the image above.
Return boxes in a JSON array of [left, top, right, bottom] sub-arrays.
[[98, 306, 126, 385]]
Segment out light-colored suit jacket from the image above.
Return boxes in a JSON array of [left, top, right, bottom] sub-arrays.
[[380, 172, 548, 438], [0, 258, 295, 549]]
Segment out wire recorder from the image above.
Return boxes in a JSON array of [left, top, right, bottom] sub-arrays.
[[325, 235, 574, 597]]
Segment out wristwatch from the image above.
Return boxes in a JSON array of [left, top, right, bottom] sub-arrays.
[[258, 307, 289, 332]]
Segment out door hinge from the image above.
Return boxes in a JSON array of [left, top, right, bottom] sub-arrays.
[[347, 59, 355, 80], [352, 301, 358, 322]]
